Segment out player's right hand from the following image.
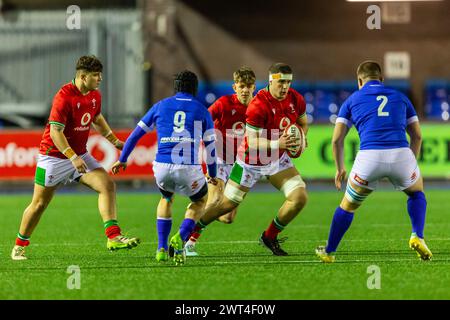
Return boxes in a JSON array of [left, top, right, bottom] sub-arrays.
[[335, 169, 347, 190], [279, 131, 299, 150], [111, 160, 127, 175], [207, 176, 218, 186], [71, 156, 88, 174]]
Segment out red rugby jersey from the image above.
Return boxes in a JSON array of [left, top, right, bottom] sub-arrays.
[[209, 94, 247, 164], [39, 80, 101, 159], [237, 87, 306, 165]]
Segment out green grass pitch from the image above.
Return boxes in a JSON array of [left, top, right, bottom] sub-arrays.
[[1, 188, 449, 300]]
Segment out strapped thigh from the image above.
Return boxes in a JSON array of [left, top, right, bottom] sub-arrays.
[[280, 175, 305, 197], [224, 183, 247, 204], [344, 181, 369, 204]]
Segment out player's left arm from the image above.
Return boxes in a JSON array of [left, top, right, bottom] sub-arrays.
[[203, 109, 218, 185], [404, 95, 421, 159], [332, 122, 350, 190], [111, 104, 157, 174], [295, 92, 308, 146], [92, 113, 124, 150], [406, 121, 422, 159], [296, 113, 308, 147]]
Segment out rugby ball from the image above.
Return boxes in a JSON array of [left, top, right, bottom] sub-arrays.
[[284, 123, 306, 158]]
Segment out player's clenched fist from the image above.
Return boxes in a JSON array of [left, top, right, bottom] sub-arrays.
[[71, 156, 88, 174], [111, 161, 127, 174]]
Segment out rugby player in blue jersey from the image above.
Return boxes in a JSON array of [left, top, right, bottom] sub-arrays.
[[316, 61, 432, 263], [112, 70, 217, 266]]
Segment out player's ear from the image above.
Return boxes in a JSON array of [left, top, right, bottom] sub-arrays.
[[79, 71, 87, 82], [232, 83, 237, 93], [358, 77, 363, 89]]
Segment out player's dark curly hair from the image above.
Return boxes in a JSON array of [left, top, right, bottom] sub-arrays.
[[174, 70, 198, 96], [76, 55, 103, 73]]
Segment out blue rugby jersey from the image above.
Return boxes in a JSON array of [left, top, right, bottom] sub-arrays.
[[336, 80, 418, 150], [119, 92, 217, 177]]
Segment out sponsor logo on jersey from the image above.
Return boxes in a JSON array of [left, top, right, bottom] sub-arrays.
[[232, 109, 236, 115], [73, 113, 92, 131], [77, 102, 81, 109], [411, 171, 417, 181], [279, 117, 291, 130], [80, 113, 91, 126], [92, 98, 96, 107], [354, 174, 369, 186], [231, 121, 245, 136]]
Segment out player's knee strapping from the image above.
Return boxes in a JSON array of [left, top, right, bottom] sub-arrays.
[[224, 184, 246, 204], [280, 175, 305, 197], [345, 184, 368, 204]]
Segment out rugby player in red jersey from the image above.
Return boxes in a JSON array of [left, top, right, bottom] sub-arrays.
[[187, 63, 308, 256], [184, 67, 256, 256], [11, 55, 140, 260]]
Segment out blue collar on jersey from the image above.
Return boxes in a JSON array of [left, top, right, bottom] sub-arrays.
[[361, 80, 383, 89]]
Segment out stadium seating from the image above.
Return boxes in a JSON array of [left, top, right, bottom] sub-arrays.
[[197, 79, 420, 124], [425, 79, 450, 121]]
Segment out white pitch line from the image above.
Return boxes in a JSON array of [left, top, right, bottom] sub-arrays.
[[0, 238, 449, 247], [213, 258, 450, 264]]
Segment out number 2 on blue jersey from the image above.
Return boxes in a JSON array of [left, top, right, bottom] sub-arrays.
[[377, 95, 389, 117]]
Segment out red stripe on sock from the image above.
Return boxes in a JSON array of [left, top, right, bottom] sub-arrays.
[[16, 238, 30, 247], [105, 225, 121, 239], [189, 232, 202, 242], [264, 221, 281, 240], [193, 225, 203, 233]]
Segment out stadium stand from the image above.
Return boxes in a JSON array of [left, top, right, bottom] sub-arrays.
[[197, 79, 415, 124], [425, 79, 450, 122]]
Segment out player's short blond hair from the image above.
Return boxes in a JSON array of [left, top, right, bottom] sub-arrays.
[[357, 61, 382, 80], [233, 66, 256, 85]]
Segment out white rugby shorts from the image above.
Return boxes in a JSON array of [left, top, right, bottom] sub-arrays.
[[152, 161, 206, 197], [349, 148, 420, 191], [229, 152, 302, 188], [216, 158, 233, 183], [35, 153, 102, 187]]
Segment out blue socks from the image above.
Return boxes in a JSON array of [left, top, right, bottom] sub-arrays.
[[407, 191, 427, 238], [179, 218, 196, 242], [157, 218, 172, 250], [326, 207, 354, 253]]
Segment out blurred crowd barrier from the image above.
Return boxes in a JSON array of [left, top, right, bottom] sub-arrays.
[[1, 124, 449, 182]]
